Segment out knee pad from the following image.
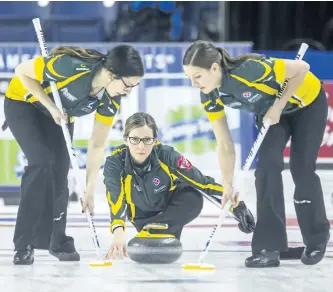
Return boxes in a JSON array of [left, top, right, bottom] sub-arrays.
[[127, 223, 182, 264]]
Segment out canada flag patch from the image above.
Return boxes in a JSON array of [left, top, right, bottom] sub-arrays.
[[152, 176, 161, 187], [243, 91, 252, 98], [177, 155, 192, 170]]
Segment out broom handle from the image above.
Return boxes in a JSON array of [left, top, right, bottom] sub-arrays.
[[198, 209, 227, 263]]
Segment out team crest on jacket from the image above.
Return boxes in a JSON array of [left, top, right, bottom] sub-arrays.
[[243, 92, 252, 98], [152, 176, 161, 187], [177, 155, 192, 170]]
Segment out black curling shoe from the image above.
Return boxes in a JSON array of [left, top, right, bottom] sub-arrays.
[[301, 233, 330, 265], [49, 236, 80, 261], [245, 250, 280, 268], [13, 245, 34, 265]]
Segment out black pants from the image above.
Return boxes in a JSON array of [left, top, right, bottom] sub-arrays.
[[132, 185, 204, 239], [252, 87, 330, 253], [4, 98, 74, 250]]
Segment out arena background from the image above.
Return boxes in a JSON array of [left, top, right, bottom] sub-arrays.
[[0, 1, 332, 227]]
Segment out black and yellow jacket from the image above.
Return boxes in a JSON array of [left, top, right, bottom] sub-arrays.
[[201, 56, 322, 122], [6, 54, 121, 125], [103, 142, 223, 232]]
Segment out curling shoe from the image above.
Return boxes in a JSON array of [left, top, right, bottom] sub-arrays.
[[301, 233, 330, 265], [245, 250, 280, 268], [49, 236, 80, 261], [13, 245, 34, 265]]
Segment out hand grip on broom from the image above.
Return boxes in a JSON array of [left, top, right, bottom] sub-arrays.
[[32, 18, 111, 267], [183, 42, 309, 271]]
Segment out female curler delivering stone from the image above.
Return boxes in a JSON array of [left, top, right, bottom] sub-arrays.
[[102, 112, 255, 264]]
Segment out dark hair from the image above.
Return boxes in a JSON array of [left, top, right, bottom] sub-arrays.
[[123, 112, 158, 139], [183, 40, 262, 71], [50, 45, 144, 77]]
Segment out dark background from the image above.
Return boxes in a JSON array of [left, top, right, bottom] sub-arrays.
[[0, 1, 332, 51]]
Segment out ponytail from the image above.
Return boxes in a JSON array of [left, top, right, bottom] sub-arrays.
[[50, 46, 106, 62], [50, 45, 144, 78], [217, 47, 263, 70], [183, 40, 263, 71]]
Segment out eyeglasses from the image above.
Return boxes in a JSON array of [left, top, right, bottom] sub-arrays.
[[109, 70, 140, 90], [128, 137, 155, 145], [118, 76, 140, 90]]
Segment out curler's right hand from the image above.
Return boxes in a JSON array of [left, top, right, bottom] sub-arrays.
[[49, 106, 67, 126], [221, 184, 237, 209], [106, 228, 127, 260]]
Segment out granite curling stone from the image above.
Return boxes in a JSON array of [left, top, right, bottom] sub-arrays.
[[127, 223, 183, 264]]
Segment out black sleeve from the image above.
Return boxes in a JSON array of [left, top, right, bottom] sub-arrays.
[[159, 144, 223, 197], [103, 155, 127, 232]]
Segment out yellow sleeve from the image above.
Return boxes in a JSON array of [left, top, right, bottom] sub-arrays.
[[270, 58, 286, 85], [34, 56, 45, 82], [201, 93, 225, 122]]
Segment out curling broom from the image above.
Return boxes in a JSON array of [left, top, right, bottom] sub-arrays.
[[32, 18, 111, 268], [182, 42, 309, 271]]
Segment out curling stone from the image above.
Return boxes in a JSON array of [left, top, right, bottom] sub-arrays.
[[127, 223, 182, 264]]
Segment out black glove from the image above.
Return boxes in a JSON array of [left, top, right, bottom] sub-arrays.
[[230, 201, 255, 234]]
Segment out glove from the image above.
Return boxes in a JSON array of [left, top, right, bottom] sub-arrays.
[[229, 201, 255, 234]]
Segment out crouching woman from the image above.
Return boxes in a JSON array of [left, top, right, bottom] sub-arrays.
[[103, 112, 255, 259]]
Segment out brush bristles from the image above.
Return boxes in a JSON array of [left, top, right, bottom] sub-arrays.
[[89, 261, 112, 267], [182, 263, 215, 270]]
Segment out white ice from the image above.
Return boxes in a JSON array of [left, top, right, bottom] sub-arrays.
[[1, 222, 332, 292], [1, 170, 332, 292]]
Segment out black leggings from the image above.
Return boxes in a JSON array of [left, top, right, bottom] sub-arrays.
[[252, 87, 330, 253], [132, 185, 204, 239], [4, 98, 74, 250]]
